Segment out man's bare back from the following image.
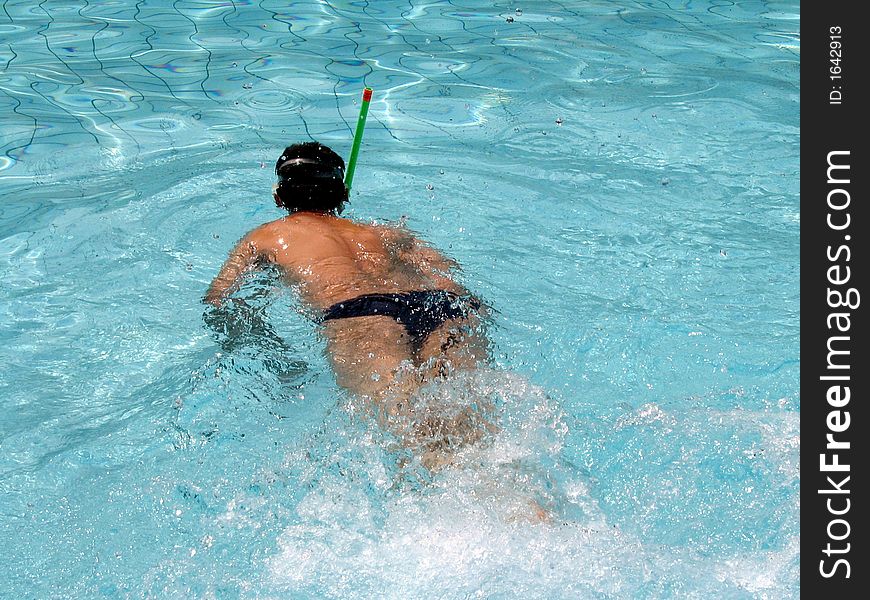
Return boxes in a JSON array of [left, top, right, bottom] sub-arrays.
[[207, 211, 463, 311], [206, 211, 486, 398]]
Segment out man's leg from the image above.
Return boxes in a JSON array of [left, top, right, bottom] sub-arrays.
[[415, 313, 489, 378], [323, 317, 416, 402], [412, 315, 496, 468], [323, 315, 494, 472]]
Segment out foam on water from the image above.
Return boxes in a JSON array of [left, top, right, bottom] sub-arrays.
[[264, 370, 620, 598], [258, 371, 799, 599]]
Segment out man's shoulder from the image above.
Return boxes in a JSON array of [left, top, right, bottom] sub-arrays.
[[248, 215, 416, 245], [247, 215, 330, 243], [249, 217, 295, 237], [236, 219, 287, 248]]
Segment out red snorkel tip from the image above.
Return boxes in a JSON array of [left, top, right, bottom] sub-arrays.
[[362, 87, 373, 102]]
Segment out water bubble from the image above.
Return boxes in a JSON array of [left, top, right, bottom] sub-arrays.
[[243, 82, 253, 89], [426, 183, 434, 191], [555, 117, 563, 126], [192, 112, 202, 120], [720, 249, 727, 257], [660, 178, 670, 186], [439, 169, 445, 175], [516, 8, 523, 15], [231, 62, 237, 67], [506, 16, 514, 23]]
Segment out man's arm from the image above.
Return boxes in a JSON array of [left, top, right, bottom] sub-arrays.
[[204, 230, 267, 306], [203, 228, 296, 365]]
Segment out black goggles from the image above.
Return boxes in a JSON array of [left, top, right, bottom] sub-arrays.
[[276, 158, 345, 185]]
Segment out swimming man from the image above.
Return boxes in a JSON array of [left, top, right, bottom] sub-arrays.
[[205, 142, 489, 465]]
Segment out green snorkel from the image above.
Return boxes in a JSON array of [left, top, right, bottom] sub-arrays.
[[344, 87, 373, 193]]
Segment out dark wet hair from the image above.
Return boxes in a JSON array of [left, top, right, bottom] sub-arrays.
[[274, 142, 348, 214]]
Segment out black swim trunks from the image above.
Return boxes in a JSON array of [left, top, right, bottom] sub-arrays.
[[321, 290, 480, 345]]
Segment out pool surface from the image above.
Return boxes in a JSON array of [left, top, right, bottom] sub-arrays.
[[1, 1, 799, 598]]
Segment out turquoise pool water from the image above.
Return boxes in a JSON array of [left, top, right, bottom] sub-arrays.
[[1, 1, 800, 597]]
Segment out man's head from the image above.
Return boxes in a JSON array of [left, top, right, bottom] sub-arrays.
[[273, 142, 348, 214]]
